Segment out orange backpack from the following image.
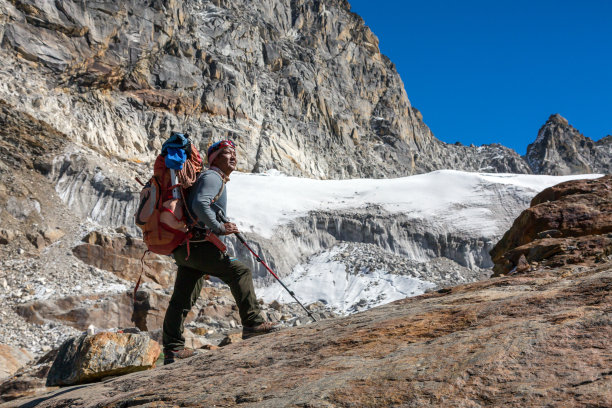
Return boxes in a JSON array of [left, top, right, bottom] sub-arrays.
[[135, 143, 204, 256], [135, 155, 191, 255]]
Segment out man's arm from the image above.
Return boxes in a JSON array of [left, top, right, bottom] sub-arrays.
[[191, 172, 226, 234]]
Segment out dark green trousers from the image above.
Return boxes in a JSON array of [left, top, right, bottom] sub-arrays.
[[162, 242, 264, 351]]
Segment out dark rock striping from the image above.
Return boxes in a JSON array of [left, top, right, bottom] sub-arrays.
[[0, 99, 66, 173]]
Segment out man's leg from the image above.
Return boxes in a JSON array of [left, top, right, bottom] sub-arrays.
[[162, 264, 205, 352], [218, 257, 265, 327], [174, 243, 264, 327]]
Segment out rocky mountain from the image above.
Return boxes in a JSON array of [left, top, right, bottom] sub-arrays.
[[526, 114, 612, 175], [3, 176, 610, 407], [1, 0, 606, 178], [0, 0, 610, 404]]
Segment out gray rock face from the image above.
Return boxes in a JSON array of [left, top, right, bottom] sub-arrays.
[[526, 114, 612, 175], [50, 148, 143, 233], [0, 0, 556, 179]]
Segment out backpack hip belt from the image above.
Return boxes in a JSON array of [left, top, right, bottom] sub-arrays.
[[189, 228, 227, 254]]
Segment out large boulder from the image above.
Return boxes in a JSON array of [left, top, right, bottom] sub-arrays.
[[490, 175, 612, 276], [46, 332, 160, 386]]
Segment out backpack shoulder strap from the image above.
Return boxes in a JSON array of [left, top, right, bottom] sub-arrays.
[[212, 182, 225, 204]]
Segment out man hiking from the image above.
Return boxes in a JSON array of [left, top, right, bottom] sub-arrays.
[[162, 139, 278, 364]]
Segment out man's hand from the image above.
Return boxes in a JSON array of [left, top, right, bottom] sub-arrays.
[[222, 222, 240, 235]]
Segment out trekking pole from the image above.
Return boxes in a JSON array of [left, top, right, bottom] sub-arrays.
[[215, 209, 317, 323]]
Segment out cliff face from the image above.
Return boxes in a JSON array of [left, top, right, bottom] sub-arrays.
[[0, 0, 570, 178], [0, 0, 421, 178]]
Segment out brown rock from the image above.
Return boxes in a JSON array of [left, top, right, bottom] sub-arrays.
[[0, 229, 16, 245], [491, 176, 612, 275], [183, 329, 214, 350], [531, 175, 612, 206], [24, 227, 64, 249], [218, 332, 243, 347], [514, 254, 530, 274], [199, 344, 219, 351], [26, 231, 45, 249], [0, 349, 58, 402], [269, 300, 283, 311], [192, 327, 210, 336], [196, 302, 240, 324], [0, 344, 33, 380], [41, 227, 64, 244], [46, 332, 161, 386]]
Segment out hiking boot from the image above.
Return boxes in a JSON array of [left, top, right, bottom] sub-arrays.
[[163, 348, 196, 365], [242, 322, 280, 340]]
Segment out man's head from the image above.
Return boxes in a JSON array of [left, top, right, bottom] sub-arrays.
[[207, 140, 236, 175]]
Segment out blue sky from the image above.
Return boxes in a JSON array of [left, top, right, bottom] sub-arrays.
[[348, 0, 612, 154]]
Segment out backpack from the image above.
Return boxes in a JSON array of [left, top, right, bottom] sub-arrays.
[[134, 155, 191, 255], [135, 137, 203, 256]]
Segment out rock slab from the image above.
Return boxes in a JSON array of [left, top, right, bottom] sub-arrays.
[[45, 332, 160, 386], [2, 259, 609, 407], [72, 231, 176, 287]]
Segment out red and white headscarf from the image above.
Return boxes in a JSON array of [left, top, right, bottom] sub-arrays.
[[207, 139, 235, 167]]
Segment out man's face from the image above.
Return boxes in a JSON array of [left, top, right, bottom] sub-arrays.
[[213, 147, 237, 175]]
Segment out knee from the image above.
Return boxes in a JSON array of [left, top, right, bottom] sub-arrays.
[[235, 264, 253, 280]]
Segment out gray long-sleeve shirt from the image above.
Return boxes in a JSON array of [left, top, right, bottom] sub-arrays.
[[187, 169, 227, 234]]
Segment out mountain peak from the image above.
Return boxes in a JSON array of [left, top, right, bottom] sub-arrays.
[[546, 113, 569, 127], [526, 114, 611, 175]]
